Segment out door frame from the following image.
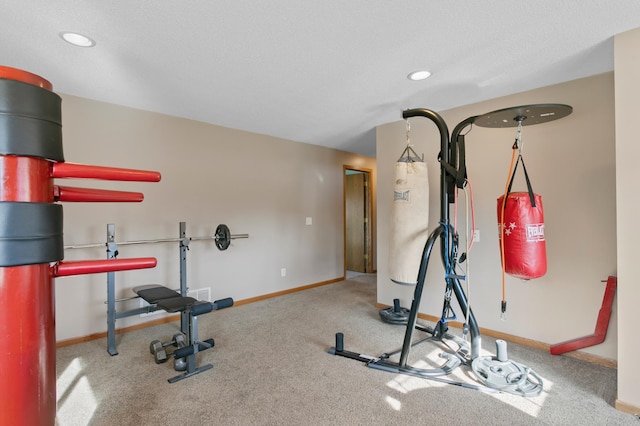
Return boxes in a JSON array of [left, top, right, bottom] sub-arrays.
[[343, 165, 373, 276]]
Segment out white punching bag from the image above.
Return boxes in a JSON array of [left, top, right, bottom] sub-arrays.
[[389, 160, 429, 285]]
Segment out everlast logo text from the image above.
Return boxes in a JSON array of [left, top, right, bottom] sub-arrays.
[[394, 190, 410, 202], [526, 223, 545, 242]]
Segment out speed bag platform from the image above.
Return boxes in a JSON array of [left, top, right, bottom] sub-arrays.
[[497, 192, 546, 279], [389, 161, 429, 285]]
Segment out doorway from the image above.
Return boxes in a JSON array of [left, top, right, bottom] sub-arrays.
[[344, 166, 372, 277]]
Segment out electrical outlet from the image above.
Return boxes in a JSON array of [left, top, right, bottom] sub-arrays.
[[306, 217, 312, 225], [473, 230, 480, 242], [281, 268, 286, 277]]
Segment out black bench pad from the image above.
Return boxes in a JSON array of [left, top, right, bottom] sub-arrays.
[[134, 285, 198, 313], [133, 285, 232, 315], [134, 285, 182, 304], [156, 296, 199, 313]]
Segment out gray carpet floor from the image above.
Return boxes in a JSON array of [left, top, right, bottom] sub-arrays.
[[55, 274, 639, 425]]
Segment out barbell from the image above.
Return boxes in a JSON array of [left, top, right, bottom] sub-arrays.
[[64, 224, 248, 251]]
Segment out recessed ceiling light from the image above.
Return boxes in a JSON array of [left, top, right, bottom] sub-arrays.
[[59, 32, 96, 47], [407, 70, 431, 81]]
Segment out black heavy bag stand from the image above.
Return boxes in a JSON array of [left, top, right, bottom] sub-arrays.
[[329, 105, 571, 394], [330, 108, 481, 385]]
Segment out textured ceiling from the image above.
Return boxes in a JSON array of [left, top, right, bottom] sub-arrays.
[[2, 1, 640, 156]]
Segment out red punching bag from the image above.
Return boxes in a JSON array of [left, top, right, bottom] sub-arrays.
[[497, 154, 546, 279]]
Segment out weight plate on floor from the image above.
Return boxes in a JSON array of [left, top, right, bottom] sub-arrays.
[[379, 306, 410, 325], [471, 356, 543, 397]]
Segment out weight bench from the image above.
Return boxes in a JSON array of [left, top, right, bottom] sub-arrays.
[[133, 284, 233, 383]]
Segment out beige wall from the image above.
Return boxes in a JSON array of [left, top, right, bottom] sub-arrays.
[[55, 94, 376, 341], [614, 27, 640, 412], [377, 73, 617, 358]]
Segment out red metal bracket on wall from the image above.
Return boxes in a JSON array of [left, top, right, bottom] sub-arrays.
[[550, 276, 617, 355]]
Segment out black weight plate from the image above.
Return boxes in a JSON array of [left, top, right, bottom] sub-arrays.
[[379, 306, 410, 325], [215, 224, 231, 251]]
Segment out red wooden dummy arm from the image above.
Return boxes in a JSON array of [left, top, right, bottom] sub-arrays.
[[51, 162, 161, 182], [53, 258, 157, 277]]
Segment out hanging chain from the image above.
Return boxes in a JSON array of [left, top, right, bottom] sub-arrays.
[[405, 119, 411, 146], [401, 118, 423, 162]]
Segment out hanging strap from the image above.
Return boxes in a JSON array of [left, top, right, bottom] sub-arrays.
[[440, 133, 467, 189], [454, 133, 468, 188], [505, 154, 536, 208]]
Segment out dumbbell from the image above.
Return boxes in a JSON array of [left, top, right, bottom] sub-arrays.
[[171, 338, 216, 371], [173, 333, 188, 372], [149, 333, 186, 364]]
